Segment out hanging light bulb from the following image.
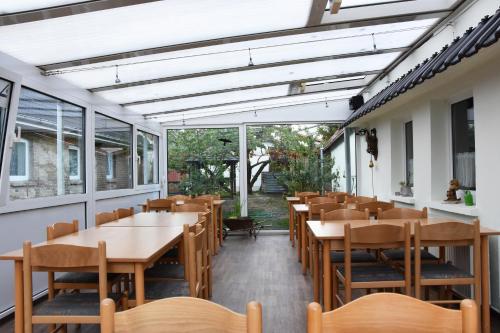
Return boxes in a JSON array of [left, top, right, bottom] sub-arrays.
[[325, 97, 329, 108], [371, 33, 377, 51], [114, 65, 121, 84], [248, 48, 254, 67], [182, 113, 186, 126]]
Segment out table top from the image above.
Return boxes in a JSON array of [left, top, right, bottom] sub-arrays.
[[0, 226, 183, 262], [286, 197, 300, 202], [101, 212, 199, 228], [293, 203, 357, 213], [307, 218, 500, 239], [139, 199, 224, 207]]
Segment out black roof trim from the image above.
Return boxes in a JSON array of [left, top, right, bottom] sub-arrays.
[[341, 7, 500, 128]]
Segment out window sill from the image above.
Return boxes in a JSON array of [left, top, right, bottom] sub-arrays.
[[391, 195, 415, 205], [429, 201, 479, 217]]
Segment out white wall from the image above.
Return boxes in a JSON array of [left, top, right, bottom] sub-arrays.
[[350, 41, 500, 308]]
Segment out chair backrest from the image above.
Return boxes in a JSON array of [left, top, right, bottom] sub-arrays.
[[166, 194, 191, 201], [188, 225, 206, 298], [115, 207, 134, 219], [187, 198, 213, 206], [197, 194, 220, 200], [46, 220, 79, 240], [357, 200, 394, 215], [308, 202, 344, 220], [345, 195, 377, 204], [101, 297, 263, 333], [320, 208, 369, 222], [326, 191, 347, 197], [296, 191, 320, 204], [96, 211, 119, 226], [378, 207, 427, 219], [173, 203, 209, 213], [24, 241, 108, 327], [146, 199, 174, 212], [307, 197, 337, 205], [307, 293, 478, 333]]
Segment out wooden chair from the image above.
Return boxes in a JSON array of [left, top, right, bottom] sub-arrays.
[[296, 191, 320, 204], [414, 220, 481, 308], [307, 293, 478, 333], [114, 207, 134, 219], [306, 196, 337, 205], [336, 223, 411, 305], [172, 202, 209, 213], [197, 194, 221, 200], [46, 221, 121, 300], [96, 211, 119, 226], [198, 212, 213, 298], [345, 195, 377, 205], [23, 241, 126, 333], [146, 198, 174, 212], [357, 200, 394, 217], [377, 207, 427, 219], [131, 225, 206, 302], [101, 297, 262, 333], [320, 208, 369, 221], [166, 194, 191, 201], [326, 192, 352, 203], [186, 197, 213, 206], [308, 202, 344, 220]]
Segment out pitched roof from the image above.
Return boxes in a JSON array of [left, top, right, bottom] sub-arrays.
[[341, 7, 500, 128]]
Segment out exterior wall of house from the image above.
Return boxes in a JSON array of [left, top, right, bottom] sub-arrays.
[[351, 43, 500, 309]]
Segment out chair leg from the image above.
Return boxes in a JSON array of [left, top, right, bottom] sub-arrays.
[[331, 265, 339, 309]]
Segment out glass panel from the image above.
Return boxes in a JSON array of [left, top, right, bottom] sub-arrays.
[[405, 121, 413, 187], [167, 128, 239, 198], [9, 88, 85, 200], [0, 0, 312, 65], [0, 1, 87, 14], [246, 124, 338, 230], [95, 113, 132, 191], [452, 98, 475, 190], [340, 0, 405, 8], [0, 78, 13, 178], [137, 130, 159, 185]]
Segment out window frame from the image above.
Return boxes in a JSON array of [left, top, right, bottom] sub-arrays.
[[136, 129, 159, 186], [106, 152, 114, 180], [68, 145, 81, 181], [404, 121, 413, 187], [9, 138, 29, 182]]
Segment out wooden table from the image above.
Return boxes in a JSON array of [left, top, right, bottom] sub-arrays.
[[138, 200, 185, 212], [101, 212, 199, 228], [286, 197, 300, 247], [0, 226, 184, 333], [307, 218, 500, 333]]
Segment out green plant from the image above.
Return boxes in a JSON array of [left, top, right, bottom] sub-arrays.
[[227, 198, 242, 218]]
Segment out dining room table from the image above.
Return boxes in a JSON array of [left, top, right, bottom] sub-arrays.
[[307, 218, 500, 333], [0, 211, 201, 333]]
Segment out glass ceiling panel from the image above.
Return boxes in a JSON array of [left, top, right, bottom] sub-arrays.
[[340, 0, 407, 8], [0, 1, 86, 14], [155, 89, 362, 122], [97, 52, 399, 105], [51, 19, 435, 89], [128, 86, 291, 115], [0, 0, 312, 65]]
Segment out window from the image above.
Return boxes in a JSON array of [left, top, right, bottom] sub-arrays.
[[405, 121, 413, 187], [137, 130, 159, 185], [95, 113, 132, 191], [9, 139, 29, 182], [451, 98, 475, 190], [9, 88, 85, 200], [0, 78, 13, 177], [68, 146, 81, 181]]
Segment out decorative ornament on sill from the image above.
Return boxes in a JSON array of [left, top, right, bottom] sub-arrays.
[[444, 179, 461, 203], [365, 128, 378, 161]]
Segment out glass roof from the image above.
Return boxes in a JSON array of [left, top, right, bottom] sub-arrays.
[[0, 0, 313, 65], [340, 0, 406, 8], [0, 1, 86, 14]]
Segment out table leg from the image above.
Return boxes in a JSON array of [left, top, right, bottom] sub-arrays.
[[288, 202, 294, 246], [301, 214, 307, 274], [296, 211, 301, 262], [134, 263, 145, 306], [218, 206, 223, 247], [323, 241, 331, 311], [212, 206, 218, 254], [481, 236, 491, 333], [14, 260, 24, 333], [312, 237, 320, 303]]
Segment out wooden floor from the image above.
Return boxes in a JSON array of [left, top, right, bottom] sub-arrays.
[[1, 234, 499, 332]]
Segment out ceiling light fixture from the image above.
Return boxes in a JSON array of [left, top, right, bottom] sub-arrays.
[[371, 33, 377, 51], [248, 48, 254, 67], [325, 98, 329, 108], [114, 65, 121, 84]]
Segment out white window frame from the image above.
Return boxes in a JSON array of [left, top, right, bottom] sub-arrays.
[[404, 120, 413, 187], [68, 145, 81, 181], [106, 152, 114, 180], [9, 138, 29, 182]]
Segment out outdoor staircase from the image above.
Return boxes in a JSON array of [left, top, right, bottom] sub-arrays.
[[260, 172, 287, 193]]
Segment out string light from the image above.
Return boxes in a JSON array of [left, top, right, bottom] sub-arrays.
[[248, 48, 254, 67], [114, 65, 121, 84], [371, 33, 377, 51], [325, 97, 329, 108]]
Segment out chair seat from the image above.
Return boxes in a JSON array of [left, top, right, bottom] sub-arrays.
[[54, 272, 121, 284], [331, 251, 377, 263], [421, 263, 473, 279], [145, 264, 185, 280], [34, 293, 122, 316], [382, 249, 438, 261], [337, 264, 404, 282], [129, 280, 190, 300]]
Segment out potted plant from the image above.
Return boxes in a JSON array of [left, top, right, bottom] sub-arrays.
[[399, 181, 413, 197], [223, 198, 260, 239]]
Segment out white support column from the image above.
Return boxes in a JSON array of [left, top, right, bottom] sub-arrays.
[[238, 124, 248, 217], [56, 103, 64, 196]]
